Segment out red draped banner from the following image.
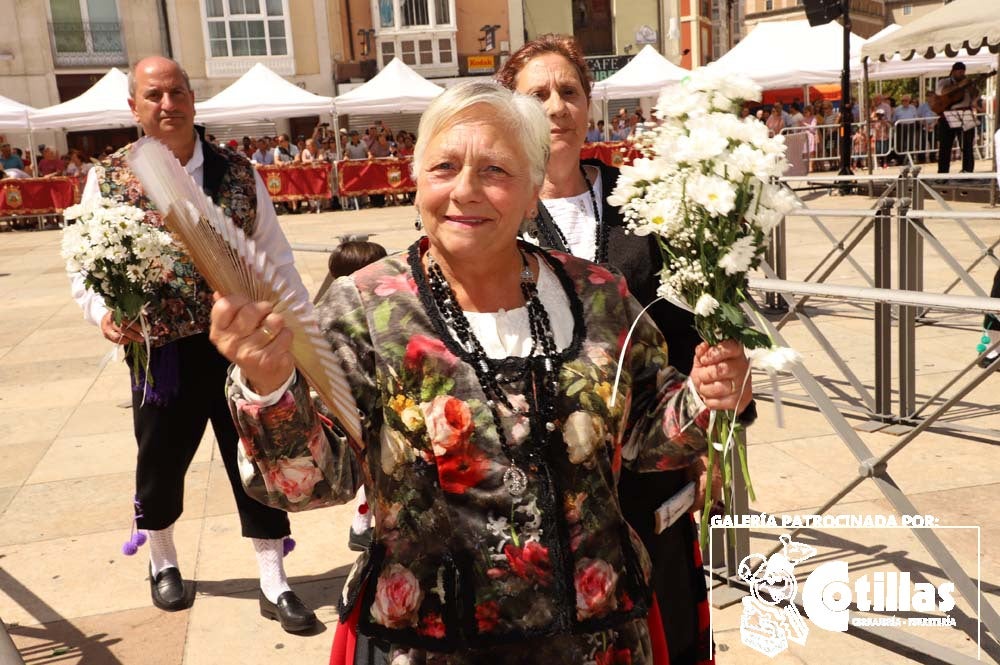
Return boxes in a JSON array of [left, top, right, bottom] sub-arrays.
[[256, 163, 333, 202], [0, 177, 79, 215], [337, 158, 415, 196], [580, 141, 641, 168]]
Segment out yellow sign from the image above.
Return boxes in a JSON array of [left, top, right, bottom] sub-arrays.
[[467, 55, 495, 74], [5, 185, 22, 209], [266, 172, 283, 195]]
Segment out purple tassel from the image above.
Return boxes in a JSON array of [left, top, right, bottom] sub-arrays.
[[121, 496, 146, 556], [131, 342, 181, 406], [282, 537, 296, 557]]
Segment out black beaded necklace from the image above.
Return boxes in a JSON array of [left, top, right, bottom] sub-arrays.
[[424, 250, 561, 496], [544, 164, 608, 263]]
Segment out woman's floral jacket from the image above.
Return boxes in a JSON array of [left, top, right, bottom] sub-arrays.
[[227, 241, 710, 663]]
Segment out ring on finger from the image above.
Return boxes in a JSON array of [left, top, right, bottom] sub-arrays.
[[729, 378, 736, 393], [261, 325, 273, 339]]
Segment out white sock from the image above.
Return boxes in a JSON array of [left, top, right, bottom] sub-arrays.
[[147, 524, 178, 577], [253, 538, 291, 604], [351, 486, 372, 535]]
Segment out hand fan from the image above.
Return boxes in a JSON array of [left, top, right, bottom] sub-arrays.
[[127, 137, 362, 444]]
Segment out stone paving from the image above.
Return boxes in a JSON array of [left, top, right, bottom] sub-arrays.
[[0, 184, 997, 664]]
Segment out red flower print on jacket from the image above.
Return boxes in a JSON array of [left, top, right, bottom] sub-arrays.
[[371, 563, 423, 629], [575, 558, 620, 620], [503, 540, 552, 585], [475, 600, 500, 633], [374, 272, 417, 297], [595, 646, 633, 665], [421, 395, 474, 456], [404, 335, 457, 372], [435, 445, 491, 494]]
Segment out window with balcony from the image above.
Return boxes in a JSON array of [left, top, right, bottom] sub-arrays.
[[202, 0, 294, 77], [371, 0, 457, 76], [49, 0, 126, 67]]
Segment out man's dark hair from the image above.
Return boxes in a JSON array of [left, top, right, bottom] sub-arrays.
[[328, 241, 388, 278]]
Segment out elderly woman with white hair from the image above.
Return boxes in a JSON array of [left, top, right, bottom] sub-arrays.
[[209, 80, 751, 664]]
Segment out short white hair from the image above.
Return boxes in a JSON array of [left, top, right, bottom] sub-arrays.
[[412, 80, 550, 187]]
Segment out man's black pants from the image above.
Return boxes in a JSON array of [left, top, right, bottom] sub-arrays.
[[133, 333, 290, 538], [937, 117, 975, 173]]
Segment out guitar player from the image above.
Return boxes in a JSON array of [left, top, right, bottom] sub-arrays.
[[934, 62, 977, 174]]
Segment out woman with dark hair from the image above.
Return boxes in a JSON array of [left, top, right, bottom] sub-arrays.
[[498, 34, 752, 665]]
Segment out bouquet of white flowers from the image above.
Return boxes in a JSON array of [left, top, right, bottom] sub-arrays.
[[610, 70, 801, 546], [61, 197, 180, 390]]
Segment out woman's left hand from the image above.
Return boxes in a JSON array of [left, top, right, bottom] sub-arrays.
[[689, 340, 753, 414]]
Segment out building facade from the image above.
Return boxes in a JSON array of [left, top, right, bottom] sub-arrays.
[[882, 0, 947, 26], [744, 0, 886, 38]]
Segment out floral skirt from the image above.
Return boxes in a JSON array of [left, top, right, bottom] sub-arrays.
[[330, 598, 671, 665]]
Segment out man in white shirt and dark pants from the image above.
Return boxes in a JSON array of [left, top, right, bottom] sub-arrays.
[[935, 62, 977, 174], [69, 56, 317, 633]]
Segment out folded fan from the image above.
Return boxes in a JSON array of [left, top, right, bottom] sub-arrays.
[[126, 137, 362, 445]]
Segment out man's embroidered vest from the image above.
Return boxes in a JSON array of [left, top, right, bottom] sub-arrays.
[[97, 140, 258, 347]]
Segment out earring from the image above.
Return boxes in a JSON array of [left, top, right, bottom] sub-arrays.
[[414, 211, 423, 231]]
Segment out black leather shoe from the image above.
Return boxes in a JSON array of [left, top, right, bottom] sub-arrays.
[[150, 566, 191, 611], [259, 590, 317, 633], [979, 351, 999, 369]]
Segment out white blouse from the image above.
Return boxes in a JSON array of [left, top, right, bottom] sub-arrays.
[[538, 165, 603, 262]]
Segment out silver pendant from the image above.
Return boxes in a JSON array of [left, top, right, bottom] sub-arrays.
[[503, 465, 528, 496]]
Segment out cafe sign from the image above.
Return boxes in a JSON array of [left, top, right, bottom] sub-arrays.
[[584, 54, 634, 82]]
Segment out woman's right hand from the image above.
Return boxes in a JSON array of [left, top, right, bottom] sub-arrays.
[[209, 293, 294, 395]]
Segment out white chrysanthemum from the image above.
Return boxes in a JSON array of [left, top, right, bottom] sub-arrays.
[[747, 346, 802, 373], [751, 206, 784, 234], [694, 293, 720, 316], [761, 185, 800, 214], [655, 85, 708, 119], [688, 173, 737, 217], [718, 235, 757, 275]]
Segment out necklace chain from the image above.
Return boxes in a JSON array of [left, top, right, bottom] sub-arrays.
[[424, 250, 561, 495]]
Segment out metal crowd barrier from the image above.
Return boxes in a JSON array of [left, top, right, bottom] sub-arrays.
[[780, 113, 995, 171], [709, 170, 1000, 665]]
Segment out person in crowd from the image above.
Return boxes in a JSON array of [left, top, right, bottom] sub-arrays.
[[801, 105, 818, 170], [497, 34, 751, 665], [209, 79, 751, 665], [301, 138, 320, 163], [273, 134, 294, 164], [893, 94, 919, 162], [917, 93, 938, 164], [396, 131, 415, 157], [766, 103, 785, 137], [68, 56, 316, 633], [0, 143, 24, 171], [294, 136, 307, 160], [787, 102, 804, 128], [935, 63, 978, 173], [344, 131, 369, 160], [252, 137, 273, 164], [585, 119, 601, 143], [739, 106, 751, 120], [852, 124, 869, 169], [872, 108, 892, 167], [64, 149, 92, 177], [37, 146, 66, 176], [367, 132, 392, 207]]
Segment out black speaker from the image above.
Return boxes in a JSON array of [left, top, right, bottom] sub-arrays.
[[803, 0, 843, 27]]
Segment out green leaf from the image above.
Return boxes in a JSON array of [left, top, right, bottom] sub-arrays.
[[566, 378, 588, 397], [718, 303, 745, 327], [372, 300, 393, 332]]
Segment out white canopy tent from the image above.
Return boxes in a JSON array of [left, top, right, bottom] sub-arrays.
[[28, 68, 133, 131], [332, 58, 444, 115], [865, 24, 997, 81], [194, 63, 334, 124], [708, 20, 866, 90], [860, 0, 1000, 63], [591, 45, 689, 100], [0, 94, 33, 132]]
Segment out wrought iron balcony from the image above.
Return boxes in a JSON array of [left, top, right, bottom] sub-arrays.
[[49, 21, 127, 67]]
